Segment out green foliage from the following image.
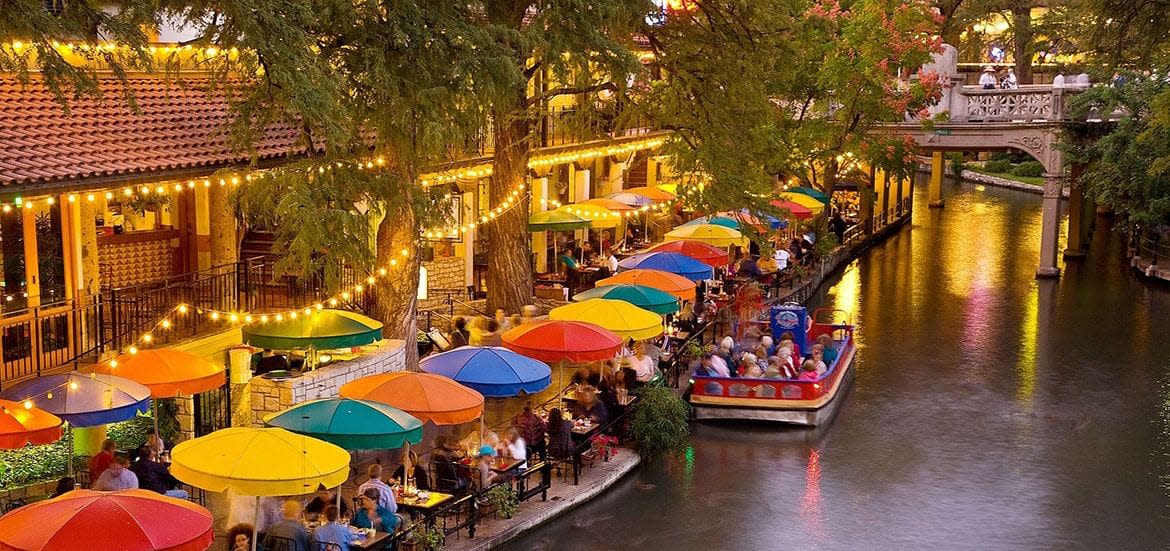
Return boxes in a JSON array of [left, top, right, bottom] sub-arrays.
[[1011, 161, 1044, 177], [946, 152, 965, 179], [1066, 72, 1170, 229], [984, 159, 1014, 173], [0, 415, 153, 491], [410, 525, 446, 551], [814, 231, 840, 258], [631, 383, 690, 461], [486, 484, 518, 518], [119, 193, 173, 216]]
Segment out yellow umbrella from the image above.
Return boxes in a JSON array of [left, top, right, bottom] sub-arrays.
[[556, 204, 622, 229], [549, 298, 664, 341], [170, 427, 350, 495], [778, 192, 826, 213], [664, 223, 749, 247]]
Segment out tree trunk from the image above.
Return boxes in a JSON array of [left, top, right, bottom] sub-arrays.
[[1012, 4, 1034, 84], [374, 189, 421, 369], [485, 102, 534, 314]]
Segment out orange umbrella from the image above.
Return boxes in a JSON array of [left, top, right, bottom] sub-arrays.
[[624, 186, 676, 201], [0, 400, 62, 449], [93, 349, 225, 398], [581, 197, 636, 211], [0, 489, 214, 551], [339, 372, 484, 426], [597, 268, 696, 301]]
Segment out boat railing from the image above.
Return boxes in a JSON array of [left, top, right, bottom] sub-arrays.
[[690, 333, 853, 402]]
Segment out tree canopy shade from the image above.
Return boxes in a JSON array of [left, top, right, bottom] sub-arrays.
[[633, 0, 944, 220]]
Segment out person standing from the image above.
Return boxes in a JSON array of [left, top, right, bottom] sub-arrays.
[[356, 464, 398, 515], [979, 66, 998, 89]]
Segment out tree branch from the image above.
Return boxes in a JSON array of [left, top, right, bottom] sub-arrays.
[[525, 81, 618, 108]]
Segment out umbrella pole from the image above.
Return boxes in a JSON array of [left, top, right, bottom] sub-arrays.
[[252, 496, 260, 551], [153, 400, 159, 437], [65, 424, 73, 477]]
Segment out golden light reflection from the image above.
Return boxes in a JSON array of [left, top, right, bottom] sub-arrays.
[[1015, 283, 1038, 404], [827, 263, 861, 322]]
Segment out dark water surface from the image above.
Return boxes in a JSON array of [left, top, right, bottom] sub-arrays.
[[499, 180, 1170, 550]]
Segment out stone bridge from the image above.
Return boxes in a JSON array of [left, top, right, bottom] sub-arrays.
[[889, 65, 1092, 277]]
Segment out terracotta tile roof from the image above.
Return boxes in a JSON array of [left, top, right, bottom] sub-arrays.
[[0, 75, 305, 190]]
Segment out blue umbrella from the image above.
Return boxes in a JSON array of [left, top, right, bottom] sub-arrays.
[[618, 251, 715, 281], [0, 372, 151, 427], [420, 346, 552, 398]]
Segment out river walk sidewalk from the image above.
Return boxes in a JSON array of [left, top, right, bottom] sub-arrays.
[[446, 449, 641, 551]]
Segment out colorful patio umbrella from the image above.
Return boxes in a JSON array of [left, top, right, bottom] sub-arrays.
[[93, 349, 225, 398], [528, 210, 592, 231], [664, 223, 749, 247], [549, 298, 664, 341], [787, 186, 831, 204], [719, 210, 788, 229], [778, 192, 826, 213], [242, 309, 383, 351], [0, 489, 214, 551], [555, 204, 621, 229], [617, 251, 714, 281], [770, 199, 814, 220], [647, 240, 730, 267], [680, 215, 737, 229], [170, 427, 351, 495], [572, 284, 680, 315], [264, 398, 423, 451], [624, 186, 676, 201], [339, 372, 484, 426], [420, 346, 552, 398], [597, 269, 697, 301], [0, 372, 151, 427], [0, 400, 62, 449], [581, 197, 636, 212], [501, 320, 622, 364], [605, 191, 654, 207]]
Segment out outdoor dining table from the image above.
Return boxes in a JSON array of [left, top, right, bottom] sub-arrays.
[[303, 522, 392, 550], [491, 458, 525, 475], [396, 490, 454, 513]]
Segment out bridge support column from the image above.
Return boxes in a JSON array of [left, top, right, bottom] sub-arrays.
[[928, 151, 945, 208], [1063, 164, 1087, 258], [1037, 173, 1064, 278]]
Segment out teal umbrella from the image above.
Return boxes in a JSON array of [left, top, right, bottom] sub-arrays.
[[681, 215, 739, 230], [788, 186, 831, 204], [572, 284, 680, 315], [242, 309, 383, 350], [264, 398, 423, 450]]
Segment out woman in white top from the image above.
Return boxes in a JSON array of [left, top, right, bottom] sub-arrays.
[[628, 341, 656, 382]]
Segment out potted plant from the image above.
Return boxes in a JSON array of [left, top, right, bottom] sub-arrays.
[[120, 193, 172, 231], [485, 484, 518, 519], [400, 526, 445, 551], [590, 434, 619, 461]]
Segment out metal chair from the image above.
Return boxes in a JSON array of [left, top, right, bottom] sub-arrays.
[[264, 535, 297, 551], [310, 542, 342, 551]]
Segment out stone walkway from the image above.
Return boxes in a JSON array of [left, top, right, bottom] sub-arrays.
[[445, 449, 641, 551]]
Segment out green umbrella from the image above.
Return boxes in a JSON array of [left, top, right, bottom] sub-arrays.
[[242, 309, 383, 350], [263, 398, 423, 450], [788, 186, 831, 204], [572, 284, 680, 315], [528, 210, 593, 231]]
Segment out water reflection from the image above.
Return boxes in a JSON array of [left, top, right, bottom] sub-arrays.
[[501, 179, 1170, 550]]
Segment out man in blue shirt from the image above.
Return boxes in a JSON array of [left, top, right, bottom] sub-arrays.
[[264, 500, 310, 551], [312, 505, 354, 551]]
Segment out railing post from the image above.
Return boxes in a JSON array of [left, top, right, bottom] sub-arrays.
[[467, 498, 478, 538], [1052, 87, 1065, 120]]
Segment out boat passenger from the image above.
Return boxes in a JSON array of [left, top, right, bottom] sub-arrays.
[[761, 335, 775, 356], [810, 345, 828, 375], [816, 334, 839, 366], [775, 346, 797, 378], [797, 360, 819, 381], [778, 332, 800, 359], [706, 349, 731, 377], [739, 353, 762, 378], [763, 357, 785, 379]]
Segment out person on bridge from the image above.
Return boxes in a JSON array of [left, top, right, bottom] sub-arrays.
[[979, 66, 998, 89]]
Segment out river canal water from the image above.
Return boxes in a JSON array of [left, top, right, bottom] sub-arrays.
[[500, 179, 1170, 550]]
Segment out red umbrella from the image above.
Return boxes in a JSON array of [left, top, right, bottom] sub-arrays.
[[501, 320, 622, 363], [0, 489, 214, 551], [647, 240, 730, 267], [770, 199, 814, 220]]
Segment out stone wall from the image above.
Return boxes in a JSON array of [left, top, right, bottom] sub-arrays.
[[418, 256, 466, 311], [246, 339, 406, 426]]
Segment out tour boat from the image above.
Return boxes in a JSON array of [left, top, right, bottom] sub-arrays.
[[689, 305, 857, 426]]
